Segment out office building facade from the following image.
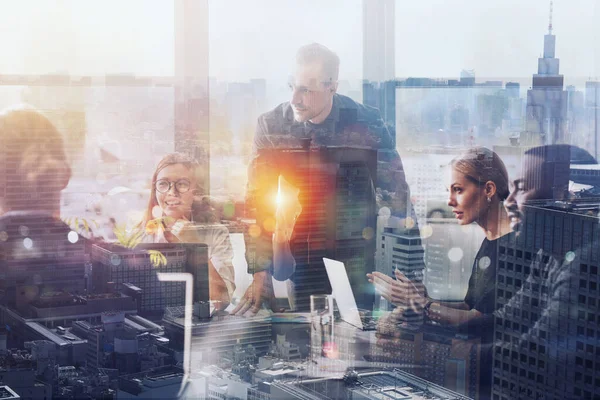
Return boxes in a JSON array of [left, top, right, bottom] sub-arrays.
[[493, 201, 600, 400]]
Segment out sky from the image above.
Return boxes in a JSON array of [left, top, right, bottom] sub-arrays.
[[0, 0, 598, 86]]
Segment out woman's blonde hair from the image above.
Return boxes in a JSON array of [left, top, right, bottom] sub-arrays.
[[450, 146, 510, 201]]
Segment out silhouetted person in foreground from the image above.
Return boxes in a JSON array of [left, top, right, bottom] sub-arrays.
[[0, 105, 85, 310], [491, 144, 599, 400]]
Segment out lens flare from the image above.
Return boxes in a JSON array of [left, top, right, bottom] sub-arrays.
[[23, 238, 33, 249], [448, 247, 464, 262], [248, 224, 261, 238], [110, 254, 122, 266], [378, 206, 391, 217], [263, 217, 275, 233], [67, 231, 79, 244], [420, 225, 433, 239], [223, 201, 235, 219], [478, 256, 491, 270], [362, 227, 375, 240], [19, 225, 29, 237]]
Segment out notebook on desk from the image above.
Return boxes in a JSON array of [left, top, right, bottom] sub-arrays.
[[323, 257, 378, 331]]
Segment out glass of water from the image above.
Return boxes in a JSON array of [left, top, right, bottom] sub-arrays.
[[310, 294, 336, 360]]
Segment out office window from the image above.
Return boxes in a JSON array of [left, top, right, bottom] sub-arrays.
[[581, 264, 588, 273]]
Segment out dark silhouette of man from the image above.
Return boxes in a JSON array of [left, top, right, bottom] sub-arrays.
[[0, 105, 86, 312]]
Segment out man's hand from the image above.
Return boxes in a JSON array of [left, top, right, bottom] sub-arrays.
[[367, 269, 427, 311], [231, 270, 281, 316], [208, 260, 230, 311], [274, 175, 302, 243]]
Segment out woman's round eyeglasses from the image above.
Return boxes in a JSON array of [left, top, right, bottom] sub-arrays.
[[155, 179, 191, 194]]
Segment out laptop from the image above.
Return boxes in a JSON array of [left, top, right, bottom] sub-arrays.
[[323, 257, 377, 331]]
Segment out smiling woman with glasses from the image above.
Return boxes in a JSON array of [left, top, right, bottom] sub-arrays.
[[137, 152, 236, 306]]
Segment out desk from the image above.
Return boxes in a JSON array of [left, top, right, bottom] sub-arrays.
[[173, 311, 478, 399]]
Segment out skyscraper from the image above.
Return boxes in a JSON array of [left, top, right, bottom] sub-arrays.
[[362, 0, 396, 143], [586, 81, 600, 159], [492, 200, 600, 400], [505, 82, 524, 132], [162, 311, 272, 367], [91, 243, 208, 315], [523, 2, 568, 145], [174, 0, 210, 190], [376, 227, 425, 312], [224, 80, 267, 155], [362, 0, 395, 84]]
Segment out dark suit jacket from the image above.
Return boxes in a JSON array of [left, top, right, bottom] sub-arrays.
[[245, 94, 418, 279]]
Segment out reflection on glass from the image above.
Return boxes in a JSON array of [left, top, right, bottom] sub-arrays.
[[310, 294, 335, 361], [0, 1, 599, 399]]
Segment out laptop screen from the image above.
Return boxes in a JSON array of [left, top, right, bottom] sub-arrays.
[[323, 257, 364, 330]]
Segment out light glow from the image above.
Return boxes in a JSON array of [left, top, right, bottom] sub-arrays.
[[276, 186, 283, 206]]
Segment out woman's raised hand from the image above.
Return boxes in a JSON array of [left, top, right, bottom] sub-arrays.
[[367, 269, 427, 310]]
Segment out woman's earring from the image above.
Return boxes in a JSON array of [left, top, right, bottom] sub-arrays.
[[487, 197, 491, 203]]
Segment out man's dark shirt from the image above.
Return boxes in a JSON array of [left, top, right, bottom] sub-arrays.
[[245, 94, 418, 304], [249, 94, 407, 197]]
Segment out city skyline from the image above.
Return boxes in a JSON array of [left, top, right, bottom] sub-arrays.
[[0, 0, 597, 86]]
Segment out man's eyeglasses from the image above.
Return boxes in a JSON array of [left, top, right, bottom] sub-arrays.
[[155, 179, 192, 194]]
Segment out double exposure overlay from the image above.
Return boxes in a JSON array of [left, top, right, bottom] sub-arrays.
[[0, 1, 599, 399]]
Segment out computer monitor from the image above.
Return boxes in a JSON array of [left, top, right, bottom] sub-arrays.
[[135, 242, 209, 304], [91, 242, 208, 316]]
